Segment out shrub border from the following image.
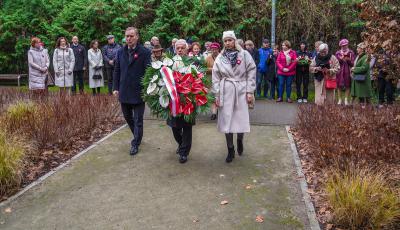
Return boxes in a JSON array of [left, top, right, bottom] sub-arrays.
[[0, 124, 127, 208], [285, 125, 321, 230]]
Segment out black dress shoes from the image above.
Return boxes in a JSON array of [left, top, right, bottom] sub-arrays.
[[130, 145, 139, 156], [210, 114, 217, 120], [179, 155, 188, 164], [237, 139, 243, 156]]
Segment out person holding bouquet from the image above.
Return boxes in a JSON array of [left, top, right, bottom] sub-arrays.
[[295, 41, 312, 103], [335, 39, 355, 105], [212, 31, 257, 163], [167, 39, 195, 164]]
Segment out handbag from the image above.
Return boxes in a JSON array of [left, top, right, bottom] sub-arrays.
[[353, 74, 366, 82], [325, 78, 337, 89], [93, 74, 102, 80], [46, 72, 55, 87]]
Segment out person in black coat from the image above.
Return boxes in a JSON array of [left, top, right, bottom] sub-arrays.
[[295, 41, 312, 103], [71, 36, 87, 94], [103, 35, 122, 95], [113, 27, 151, 156]]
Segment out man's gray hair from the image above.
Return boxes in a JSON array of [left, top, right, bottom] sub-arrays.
[[318, 43, 329, 52], [175, 39, 188, 50], [125, 27, 139, 35]]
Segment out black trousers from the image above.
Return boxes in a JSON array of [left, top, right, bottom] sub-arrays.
[[171, 126, 192, 156], [121, 103, 145, 147], [105, 67, 114, 95], [296, 70, 310, 100], [378, 77, 394, 105], [72, 70, 84, 93]]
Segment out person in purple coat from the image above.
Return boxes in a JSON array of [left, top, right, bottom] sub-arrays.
[[335, 39, 355, 105]]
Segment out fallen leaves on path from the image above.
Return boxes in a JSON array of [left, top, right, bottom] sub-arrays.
[[4, 207, 12, 213], [192, 218, 199, 223], [220, 200, 229, 205], [245, 184, 253, 190], [255, 215, 264, 223]]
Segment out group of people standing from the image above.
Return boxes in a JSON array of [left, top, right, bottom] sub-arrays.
[[28, 35, 121, 95], [109, 27, 256, 164]]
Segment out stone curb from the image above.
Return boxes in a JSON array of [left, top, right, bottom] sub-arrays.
[[285, 126, 321, 230]]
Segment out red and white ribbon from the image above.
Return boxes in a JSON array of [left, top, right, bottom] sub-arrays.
[[160, 66, 180, 117]]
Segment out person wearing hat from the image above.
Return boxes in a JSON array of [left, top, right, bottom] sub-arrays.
[[212, 31, 257, 163], [257, 38, 273, 98], [350, 42, 372, 107], [113, 27, 151, 156], [335, 38, 355, 105], [102, 34, 121, 95], [206, 42, 221, 120], [151, 44, 164, 62]]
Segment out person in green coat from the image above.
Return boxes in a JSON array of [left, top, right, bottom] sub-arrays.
[[351, 42, 372, 106]]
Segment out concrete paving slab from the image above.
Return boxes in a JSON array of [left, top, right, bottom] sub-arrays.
[[0, 120, 309, 230]]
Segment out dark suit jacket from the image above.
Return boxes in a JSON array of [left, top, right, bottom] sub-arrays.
[[113, 44, 151, 104]]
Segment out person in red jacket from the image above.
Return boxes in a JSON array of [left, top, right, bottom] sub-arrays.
[[276, 40, 297, 102]]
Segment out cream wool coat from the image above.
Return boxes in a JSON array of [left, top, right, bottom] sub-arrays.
[[212, 49, 256, 133], [53, 47, 75, 87]]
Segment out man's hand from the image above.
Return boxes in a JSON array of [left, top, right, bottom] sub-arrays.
[[113, 90, 119, 96], [83, 67, 86, 71], [109, 60, 114, 65], [215, 97, 220, 107]]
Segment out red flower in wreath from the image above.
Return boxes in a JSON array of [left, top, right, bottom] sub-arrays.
[[195, 94, 208, 106]]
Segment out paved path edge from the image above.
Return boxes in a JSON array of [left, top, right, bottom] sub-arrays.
[[0, 124, 128, 208], [285, 126, 321, 230]]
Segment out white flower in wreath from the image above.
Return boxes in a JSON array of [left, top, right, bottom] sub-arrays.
[[158, 78, 166, 87], [150, 75, 158, 83], [151, 61, 163, 69], [158, 86, 167, 96], [159, 95, 170, 108], [189, 64, 198, 74], [146, 82, 158, 95], [163, 58, 173, 66], [172, 60, 185, 72]]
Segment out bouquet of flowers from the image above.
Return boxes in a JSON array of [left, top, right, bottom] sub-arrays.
[[297, 55, 311, 66], [142, 55, 214, 123]]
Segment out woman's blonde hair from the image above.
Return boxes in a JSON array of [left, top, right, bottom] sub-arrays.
[[282, 40, 291, 49], [244, 40, 255, 49]]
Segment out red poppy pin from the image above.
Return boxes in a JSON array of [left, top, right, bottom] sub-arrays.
[[134, 53, 139, 59], [237, 59, 242, 65]]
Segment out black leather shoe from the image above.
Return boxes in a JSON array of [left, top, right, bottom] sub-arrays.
[[237, 139, 243, 156], [179, 155, 188, 164], [176, 145, 181, 155], [210, 114, 217, 120], [130, 146, 139, 156], [226, 147, 235, 163]]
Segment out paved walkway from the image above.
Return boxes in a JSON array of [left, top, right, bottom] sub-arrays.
[[0, 118, 309, 229]]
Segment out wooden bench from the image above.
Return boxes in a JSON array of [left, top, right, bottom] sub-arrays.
[[0, 74, 27, 87]]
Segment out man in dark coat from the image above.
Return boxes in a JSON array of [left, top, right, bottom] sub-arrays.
[[71, 36, 87, 94], [103, 35, 122, 95], [113, 27, 151, 156]]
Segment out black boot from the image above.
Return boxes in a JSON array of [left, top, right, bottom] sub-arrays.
[[226, 147, 235, 163], [237, 139, 243, 156], [210, 114, 217, 120], [179, 155, 188, 164]]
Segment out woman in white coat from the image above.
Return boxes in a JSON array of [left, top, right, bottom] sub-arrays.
[[28, 37, 50, 94], [53, 37, 75, 92], [88, 40, 104, 95], [212, 31, 257, 163]]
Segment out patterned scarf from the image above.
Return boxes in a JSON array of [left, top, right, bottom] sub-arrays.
[[223, 49, 239, 67]]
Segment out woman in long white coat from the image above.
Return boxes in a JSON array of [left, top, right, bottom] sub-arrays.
[[88, 40, 104, 95], [53, 37, 75, 91], [212, 31, 257, 163], [28, 37, 50, 93]]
